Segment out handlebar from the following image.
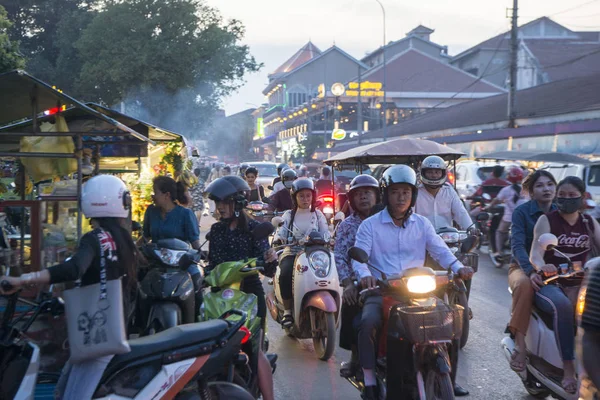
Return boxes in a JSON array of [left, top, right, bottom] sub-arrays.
[[1, 280, 14, 292], [542, 269, 585, 285]]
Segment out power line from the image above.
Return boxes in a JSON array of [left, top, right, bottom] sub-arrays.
[[543, 47, 600, 69], [549, 0, 600, 16]]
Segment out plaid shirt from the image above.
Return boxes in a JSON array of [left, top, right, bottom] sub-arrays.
[[334, 213, 363, 282]]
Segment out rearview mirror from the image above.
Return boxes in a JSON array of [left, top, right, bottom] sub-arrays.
[[476, 212, 489, 221], [271, 216, 284, 227], [334, 212, 345, 222], [205, 232, 211, 241], [251, 222, 275, 240], [348, 246, 369, 264], [539, 233, 558, 251], [267, 185, 274, 191]]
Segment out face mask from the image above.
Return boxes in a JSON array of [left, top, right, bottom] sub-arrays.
[[556, 197, 583, 214], [283, 181, 293, 189]]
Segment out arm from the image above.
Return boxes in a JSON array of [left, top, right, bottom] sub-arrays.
[[351, 220, 374, 280], [259, 186, 266, 201], [184, 209, 201, 249], [142, 207, 152, 241], [334, 221, 353, 282], [511, 207, 535, 276], [274, 211, 292, 243], [316, 210, 330, 241], [450, 189, 473, 230], [529, 215, 550, 270], [592, 218, 600, 249], [424, 220, 463, 273]]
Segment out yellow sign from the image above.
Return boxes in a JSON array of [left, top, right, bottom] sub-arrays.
[[331, 129, 346, 141], [346, 81, 383, 97], [318, 84, 325, 98], [348, 81, 382, 90]]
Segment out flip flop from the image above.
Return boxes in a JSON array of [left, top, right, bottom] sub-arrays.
[[562, 378, 578, 394], [510, 349, 526, 373]]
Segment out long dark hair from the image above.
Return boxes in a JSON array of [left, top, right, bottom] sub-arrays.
[[94, 217, 137, 288], [153, 176, 188, 205], [557, 176, 586, 196], [522, 170, 556, 197]]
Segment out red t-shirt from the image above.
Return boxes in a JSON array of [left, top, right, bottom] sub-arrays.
[[474, 178, 509, 198]]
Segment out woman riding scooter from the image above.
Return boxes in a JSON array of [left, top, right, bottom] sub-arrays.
[[204, 175, 278, 400], [0, 175, 137, 399], [274, 178, 330, 328], [530, 176, 600, 394]]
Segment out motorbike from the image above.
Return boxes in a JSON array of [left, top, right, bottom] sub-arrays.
[[501, 233, 588, 400], [485, 203, 511, 266], [345, 247, 464, 400], [245, 200, 284, 224], [0, 280, 254, 400], [434, 220, 483, 349], [267, 218, 342, 361], [316, 195, 335, 224], [200, 222, 278, 398], [467, 194, 491, 249], [138, 239, 203, 334]]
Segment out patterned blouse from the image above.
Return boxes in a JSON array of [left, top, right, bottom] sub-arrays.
[[333, 213, 363, 282]]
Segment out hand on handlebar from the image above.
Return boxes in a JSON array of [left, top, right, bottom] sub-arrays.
[[360, 275, 378, 290], [264, 248, 277, 263], [457, 267, 475, 281], [530, 273, 544, 292], [0, 276, 21, 295], [540, 264, 558, 277]]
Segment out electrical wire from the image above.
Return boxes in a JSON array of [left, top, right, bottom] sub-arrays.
[[549, 0, 600, 16], [542, 47, 600, 69]]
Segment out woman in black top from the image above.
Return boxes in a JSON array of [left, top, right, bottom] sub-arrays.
[[0, 175, 137, 400], [245, 166, 266, 202], [205, 175, 277, 400]]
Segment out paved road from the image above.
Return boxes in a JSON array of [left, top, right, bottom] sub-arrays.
[[199, 216, 541, 399]]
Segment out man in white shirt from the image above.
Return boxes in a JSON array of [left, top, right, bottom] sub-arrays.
[[414, 156, 473, 231], [352, 165, 474, 399]]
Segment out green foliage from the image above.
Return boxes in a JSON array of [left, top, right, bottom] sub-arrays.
[[0, 5, 25, 73]]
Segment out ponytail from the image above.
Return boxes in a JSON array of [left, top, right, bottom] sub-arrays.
[[512, 183, 522, 204]]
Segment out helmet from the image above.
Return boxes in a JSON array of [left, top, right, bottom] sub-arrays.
[[291, 178, 317, 210], [321, 166, 331, 176], [348, 174, 380, 209], [239, 163, 249, 175], [420, 155, 447, 187], [81, 175, 130, 219], [507, 166, 524, 184], [277, 163, 288, 175], [380, 165, 418, 207], [281, 169, 298, 188], [205, 176, 249, 212]]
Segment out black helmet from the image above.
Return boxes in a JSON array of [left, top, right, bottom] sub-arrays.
[[281, 168, 298, 189], [321, 166, 331, 176], [291, 178, 317, 210], [348, 174, 380, 207], [205, 175, 249, 213], [380, 165, 418, 207], [277, 163, 288, 175]]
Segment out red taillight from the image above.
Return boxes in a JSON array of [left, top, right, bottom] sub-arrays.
[[43, 105, 66, 116], [239, 326, 251, 344], [320, 196, 334, 203]]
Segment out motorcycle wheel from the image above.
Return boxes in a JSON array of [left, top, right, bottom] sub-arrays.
[[451, 291, 469, 349], [311, 310, 336, 361], [425, 370, 454, 400], [523, 371, 550, 398]]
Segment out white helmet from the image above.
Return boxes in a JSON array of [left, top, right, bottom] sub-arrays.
[[81, 175, 130, 219], [420, 155, 447, 187]]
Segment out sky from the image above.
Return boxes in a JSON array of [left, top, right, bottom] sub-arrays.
[[204, 0, 600, 116]]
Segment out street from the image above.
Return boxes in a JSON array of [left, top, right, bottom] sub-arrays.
[[199, 216, 541, 400]]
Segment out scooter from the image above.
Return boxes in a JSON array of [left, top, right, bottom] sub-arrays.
[[0, 280, 255, 400], [501, 233, 587, 400], [267, 218, 342, 361], [316, 195, 335, 224], [138, 239, 203, 334], [345, 247, 463, 400]]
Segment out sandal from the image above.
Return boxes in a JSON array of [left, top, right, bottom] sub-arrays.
[[510, 349, 526, 373], [340, 361, 359, 378], [281, 314, 294, 328], [562, 377, 578, 394]]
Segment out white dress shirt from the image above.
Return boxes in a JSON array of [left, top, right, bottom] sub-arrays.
[[414, 183, 473, 230], [352, 208, 464, 279]]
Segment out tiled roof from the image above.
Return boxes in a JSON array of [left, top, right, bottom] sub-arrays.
[[525, 39, 600, 81], [362, 48, 504, 93], [269, 42, 321, 77]]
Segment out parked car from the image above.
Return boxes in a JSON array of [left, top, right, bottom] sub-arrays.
[[244, 161, 279, 195]]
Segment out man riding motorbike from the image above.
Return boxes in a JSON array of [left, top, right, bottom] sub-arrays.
[[352, 165, 474, 399], [273, 178, 330, 328], [472, 165, 509, 199], [334, 175, 380, 379], [315, 166, 337, 197], [204, 175, 278, 400], [271, 163, 288, 189], [486, 166, 527, 266], [272, 166, 291, 194], [268, 168, 297, 212]]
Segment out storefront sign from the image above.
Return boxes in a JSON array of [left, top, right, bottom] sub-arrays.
[[256, 117, 264, 138], [346, 81, 383, 97], [331, 129, 346, 141], [318, 84, 325, 98]]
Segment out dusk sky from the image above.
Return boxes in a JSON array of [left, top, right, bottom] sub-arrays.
[[205, 0, 600, 115]]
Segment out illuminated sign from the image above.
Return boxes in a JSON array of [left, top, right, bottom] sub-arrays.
[[331, 129, 346, 141], [318, 84, 325, 98], [331, 83, 345, 97], [346, 81, 383, 97], [256, 118, 264, 138]]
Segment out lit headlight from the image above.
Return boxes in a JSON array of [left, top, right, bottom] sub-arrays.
[[406, 275, 436, 294], [154, 248, 186, 266], [439, 232, 459, 244], [248, 203, 264, 211], [308, 250, 331, 278], [323, 206, 334, 215]]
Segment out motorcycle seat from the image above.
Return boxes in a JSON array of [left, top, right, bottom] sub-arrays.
[[532, 305, 554, 331], [102, 320, 229, 379]]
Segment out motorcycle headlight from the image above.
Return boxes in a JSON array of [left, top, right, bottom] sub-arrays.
[[406, 275, 437, 294], [248, 203, 264, 211], [323, 206, 334, 215], [439, 232, 459, 244], [308, 250, 331, 278], [459, 232, 468, 241], [154, 248, 187, 266]]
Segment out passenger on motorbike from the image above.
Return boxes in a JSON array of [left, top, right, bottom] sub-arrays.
[[333, 175, 380, 378], [0, 175, 137, 400], [352, 165, 474, 399], [273, 178, 330, 328], [486, 166, 527, 264], [245, 166, 267, 202], [268, 168, 297, 212], [508, 170, 557, 373], [530, 176, 600, 394], [204, 175, 278, 400]]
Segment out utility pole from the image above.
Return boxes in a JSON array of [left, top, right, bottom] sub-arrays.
[[357, 65, 363, 145], [508, 0, 518, 128], [375, 0, 387, 141]]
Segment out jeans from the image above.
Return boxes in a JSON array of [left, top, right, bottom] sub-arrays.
[[55, 355, 113, 400], [535, 284, 576, 360], [278, 255, 295, 301], [357, 295, 383, 370], [496, 220, 511, 254]]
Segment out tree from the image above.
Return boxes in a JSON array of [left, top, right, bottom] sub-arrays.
[[0, 5, 25, 73], [74, 0, 262, 138]]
